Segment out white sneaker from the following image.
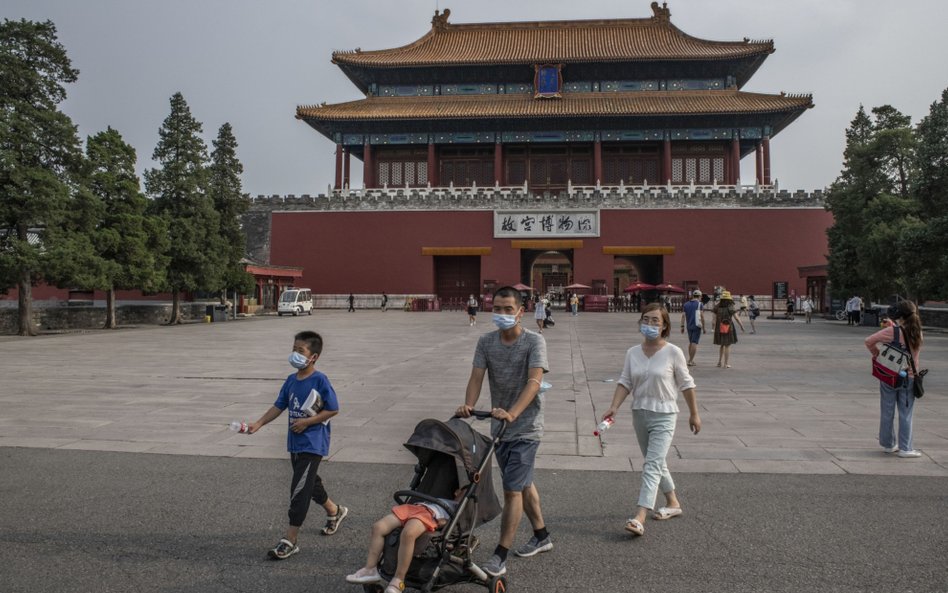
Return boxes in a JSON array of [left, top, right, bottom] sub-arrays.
[[882, 445, 899, 454], [897, 450, 922, 458]]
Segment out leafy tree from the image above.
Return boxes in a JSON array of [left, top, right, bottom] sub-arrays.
[[85, 127, 168, 328], [208, 122, 253, 303], [908, 88, 948, 301], [825, 105, 917, 302], [144, 92, 222, 324], [0, 19, 84, 335]]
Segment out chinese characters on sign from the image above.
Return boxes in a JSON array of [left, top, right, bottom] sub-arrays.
[[494, 210, 599, 238]]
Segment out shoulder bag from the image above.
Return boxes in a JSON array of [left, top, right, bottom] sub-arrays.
[[871, 326, 910, 387], [905, 342, 927, 399]]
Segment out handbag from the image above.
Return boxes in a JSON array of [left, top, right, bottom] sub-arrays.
[[718, 321, 731, 334], [905, 342, 927, 399]]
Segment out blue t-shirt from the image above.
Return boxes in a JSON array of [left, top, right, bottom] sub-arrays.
[[274, 370, 339, 455], [683, 300, 702, 330]]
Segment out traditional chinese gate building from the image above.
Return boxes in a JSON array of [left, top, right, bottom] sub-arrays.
[[274, 3, 831, 308]]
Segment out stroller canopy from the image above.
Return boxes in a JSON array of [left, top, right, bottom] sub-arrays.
[[403, 418, 501, 529]]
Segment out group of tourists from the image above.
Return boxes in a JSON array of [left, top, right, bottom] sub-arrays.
[[243, 285, 927, 593]]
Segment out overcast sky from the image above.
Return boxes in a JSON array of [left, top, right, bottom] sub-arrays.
[[6, 0, 948, 195]]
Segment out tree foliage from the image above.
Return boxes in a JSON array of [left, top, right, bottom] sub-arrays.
[[85, 127, 168, 327], [144, 92, 222, 324], [0, 19, 84, 335], [208, 122, 253, 296], [826, 91, 948, 303]]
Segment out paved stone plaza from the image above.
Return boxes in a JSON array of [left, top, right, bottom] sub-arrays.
[[1, 309, 946, 475], [2, 311, 948, 593]]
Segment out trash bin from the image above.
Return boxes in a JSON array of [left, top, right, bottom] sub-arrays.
[[861, 309, 879, 327], [206, 304, 227, 322]]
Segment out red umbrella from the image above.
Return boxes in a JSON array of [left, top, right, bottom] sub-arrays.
[[564, 283, 591, 290], [623, 281, 655, 293], [511, 282, 533, 291], [653, 282, 686, 293]]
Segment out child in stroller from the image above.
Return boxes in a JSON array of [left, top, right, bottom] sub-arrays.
[[346, 412, 508, 593]]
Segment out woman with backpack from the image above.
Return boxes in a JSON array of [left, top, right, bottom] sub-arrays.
[[865, 301, 924, 458]]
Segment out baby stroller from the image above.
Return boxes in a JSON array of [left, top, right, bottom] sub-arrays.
[[362, 411, 507, 593]]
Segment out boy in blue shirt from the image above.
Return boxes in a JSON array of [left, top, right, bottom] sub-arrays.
[[249, 330, 348, 560]]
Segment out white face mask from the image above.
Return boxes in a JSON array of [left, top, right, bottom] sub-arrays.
[[640, 324, 661, 340], [288, 352, 311, 369], [493, 313, 519, 330]]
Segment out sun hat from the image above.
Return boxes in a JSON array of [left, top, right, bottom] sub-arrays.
[[720, 290, 733, 301]]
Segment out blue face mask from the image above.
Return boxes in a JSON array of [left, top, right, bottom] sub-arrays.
[[493, 313, 519, 330], [640, 324, 661, 340], [289, 351, 311, 369]]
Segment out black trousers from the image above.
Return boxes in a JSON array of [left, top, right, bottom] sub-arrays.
[[288, 452, 329, 527]]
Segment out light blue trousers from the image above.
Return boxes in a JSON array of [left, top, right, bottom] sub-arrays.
[[879, 377, 915, 452], [632, 409, 677, 510]]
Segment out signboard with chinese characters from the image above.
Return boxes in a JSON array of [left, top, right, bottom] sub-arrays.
[[494, 210, 600, 238]]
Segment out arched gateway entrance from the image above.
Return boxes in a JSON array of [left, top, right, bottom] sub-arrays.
[[523, 250, 573, 295]]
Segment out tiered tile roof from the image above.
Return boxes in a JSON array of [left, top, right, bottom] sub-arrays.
[[297, 90, 812, 122], [332, 6, 773, 68]]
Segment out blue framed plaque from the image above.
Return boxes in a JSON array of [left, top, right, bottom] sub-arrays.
[[534, 64, 562, 99]]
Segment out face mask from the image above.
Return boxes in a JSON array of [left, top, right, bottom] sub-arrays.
[[289, 351, 311, 369], [493, 313, 519, 330], [640, 324, 661, 340]]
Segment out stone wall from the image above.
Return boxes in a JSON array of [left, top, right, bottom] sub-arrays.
[[0, 303, 220, 334]]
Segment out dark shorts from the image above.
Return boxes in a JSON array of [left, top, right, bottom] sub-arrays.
[[467, 307, 477, 316], [687, 327, 702, 344], [495, 439, 539, 492]]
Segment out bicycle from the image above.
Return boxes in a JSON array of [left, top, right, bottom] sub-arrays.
[[834, 309, 847, 321]]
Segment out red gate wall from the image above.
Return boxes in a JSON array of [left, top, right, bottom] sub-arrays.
[[269, 208, 833, 297]]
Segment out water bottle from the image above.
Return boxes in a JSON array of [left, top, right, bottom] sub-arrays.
[[229, 421, 250, 434], [593, 417, 615, 436], [898, 370, 908, 378]]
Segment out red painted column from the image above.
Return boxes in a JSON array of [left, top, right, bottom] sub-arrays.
[[363, 142, 373, 188], [494, 142, 503, 186], [593, 138, 603, 184], [762, 135, 771, 185], [662, 137, 672, 184], [428, 142, 438, 186], [334, 144, 343, 190], [343, 147, 350, 188], [755, 142, 763, 185], [730, 136, 740, 184]]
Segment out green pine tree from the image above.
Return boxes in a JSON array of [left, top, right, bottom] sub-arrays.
[[0, 19, 84, 335], [208, 122, 253, 305], [144, 92, 222, 324], [907, 88, 948, 301], [86, 127, 168, 328]]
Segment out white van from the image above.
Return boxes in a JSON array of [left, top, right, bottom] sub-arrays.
[[278, 288, 313, 316]]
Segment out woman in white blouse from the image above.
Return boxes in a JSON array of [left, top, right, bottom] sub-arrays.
[[601, 303, 701, 537]]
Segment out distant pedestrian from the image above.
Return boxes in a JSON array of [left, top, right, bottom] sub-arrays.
[[534, 295, 546, 333], [747, 295, 760, 334], [739, 295, 749, 318], [864, 301, 924, 458], [347, 293, 355, 312], [712, 291, 745, 368], [570, 293, 579, 316], [802, 296, 813, 323], [248, 330, 348, 560], [679, 289, 705, 366], [601, 303, 701, 537], [466, 294, 479, 326], [846, 295, 862, 326], [381, 292, 388, 312], [785, 297, 795, 321]]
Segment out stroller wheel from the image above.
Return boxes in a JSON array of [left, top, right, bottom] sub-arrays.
[[488, 575, 507, 593]]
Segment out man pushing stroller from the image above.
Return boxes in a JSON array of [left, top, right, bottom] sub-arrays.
[[456, 285, 552, 576]]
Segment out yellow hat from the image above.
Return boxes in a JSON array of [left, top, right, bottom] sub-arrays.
[[720, 290, 733, 301]]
